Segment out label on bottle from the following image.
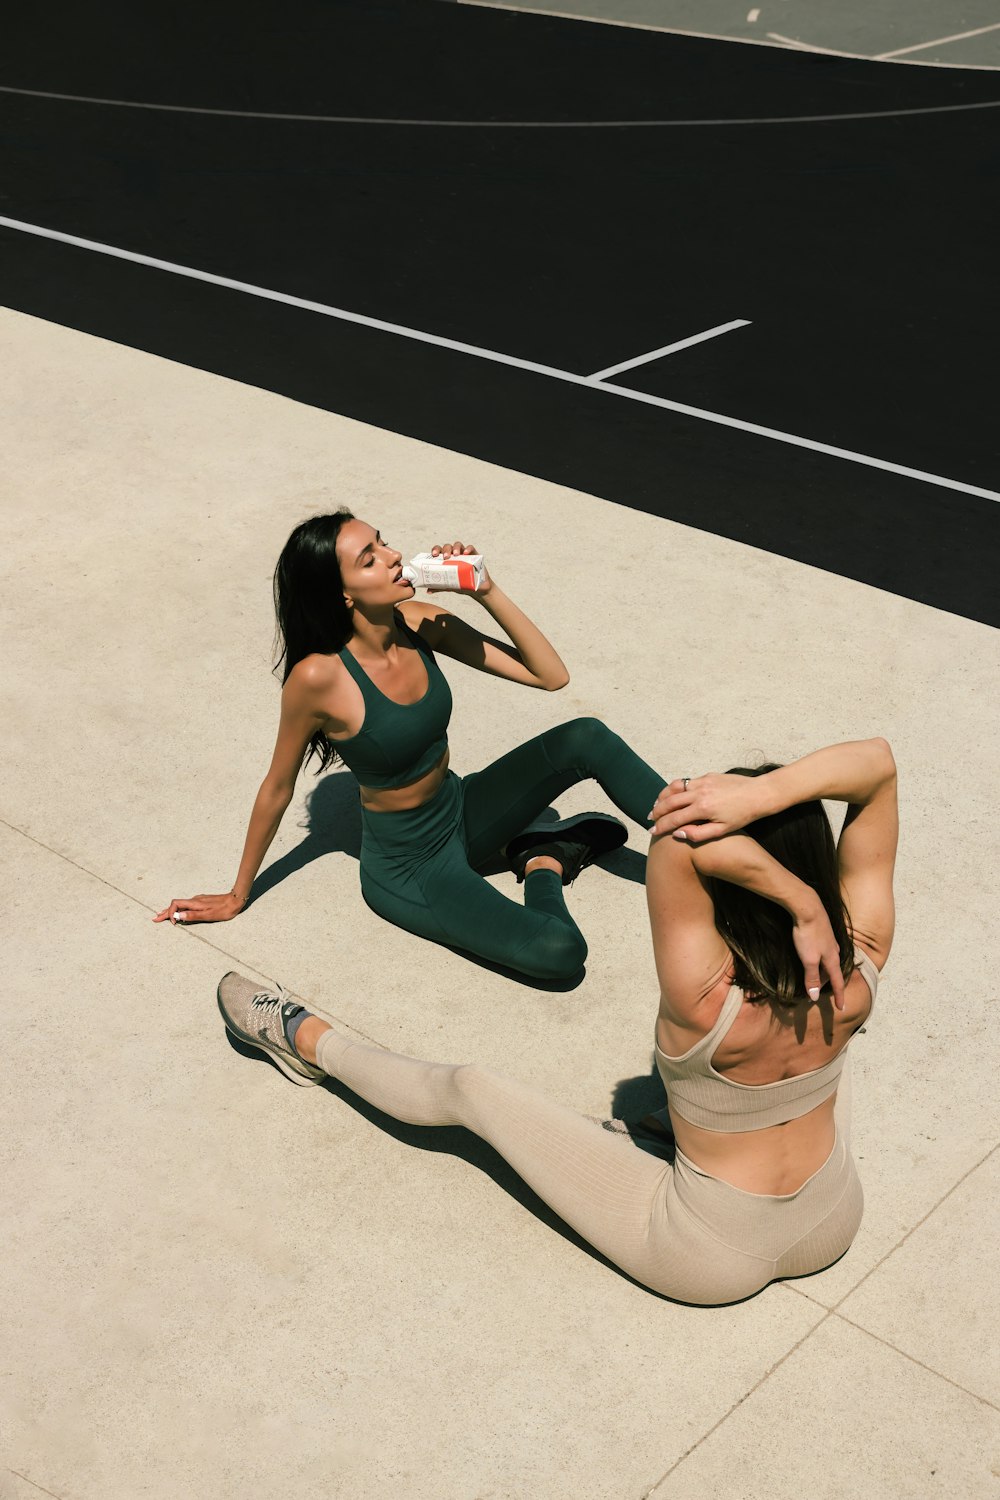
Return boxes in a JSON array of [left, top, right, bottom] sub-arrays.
[[402, 553, 485, 591]]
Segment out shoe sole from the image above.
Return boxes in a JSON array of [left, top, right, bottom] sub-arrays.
[[507, 812, 628, 868], [216, 980, 324, 1088]]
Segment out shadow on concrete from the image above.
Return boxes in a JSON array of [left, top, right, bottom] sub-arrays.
[[594, 844, 647, 885], [609, 1059, 668, 1123], [604, 1061, 676, 1162], [434, 942, 588, 993], [248, 770, 363, 905], [223, 1031, 819, 1307], [222, 1031, 693, 1299]]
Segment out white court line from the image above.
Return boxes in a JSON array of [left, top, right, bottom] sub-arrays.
[[1, 213, 997, 506], [876, 21, 1000, 59], [767, 32, 867, 58], [588, 321, 750, 381], [3, 80, 1000, 125]]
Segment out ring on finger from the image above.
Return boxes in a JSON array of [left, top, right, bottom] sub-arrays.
[[682, 777, 690, 791]]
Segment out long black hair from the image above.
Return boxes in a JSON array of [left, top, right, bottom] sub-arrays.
[[707, 765, 855, 1005], [272, 510, 355, 772]]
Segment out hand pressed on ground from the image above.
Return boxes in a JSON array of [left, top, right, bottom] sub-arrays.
[[153, 891, 247, 925]]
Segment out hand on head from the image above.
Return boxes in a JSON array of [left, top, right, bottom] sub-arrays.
[[649, 772, 768, 843], [791, 906, 847, 1011]]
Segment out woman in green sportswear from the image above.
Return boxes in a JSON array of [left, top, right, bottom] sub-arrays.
[[156, 510, 668, 980]]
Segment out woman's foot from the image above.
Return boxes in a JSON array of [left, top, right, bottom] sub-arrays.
[[216, 972, 327, 1086], [507, 813, 628, 885], [523, 853, 564, 878]]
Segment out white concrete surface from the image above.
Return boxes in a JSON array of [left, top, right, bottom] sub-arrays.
[[2, 308, 998, 1498]]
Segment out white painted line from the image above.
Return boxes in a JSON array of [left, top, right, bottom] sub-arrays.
[[877, 21, 1000, 59], [747, 9, 761, 23], [0, 215, 602, 376], [766, 32, 862, 57], [2, 80, 1000, 125], [588, 320, 751, 381], [1, 214, 997, 505]]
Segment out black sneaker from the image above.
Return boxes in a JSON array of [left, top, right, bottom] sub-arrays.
[[507, 812, 627, 885]]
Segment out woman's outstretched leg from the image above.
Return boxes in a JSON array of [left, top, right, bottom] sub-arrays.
[[217, 973, 668, 1283], [216, 973, 774, 1303], [306, 1022, 678, 1290]]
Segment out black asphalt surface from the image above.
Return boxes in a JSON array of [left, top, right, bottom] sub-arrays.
[[2, 0, 998, 623]]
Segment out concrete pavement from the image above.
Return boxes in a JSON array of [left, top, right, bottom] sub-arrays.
[[2, 308, 998, 1498]]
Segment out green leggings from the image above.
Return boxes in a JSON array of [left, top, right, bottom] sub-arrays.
[[358, 717, 666, 980]]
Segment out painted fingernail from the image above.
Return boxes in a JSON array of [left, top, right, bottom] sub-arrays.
[[673, 831, 688, 842], [807, 986, 820, 1000]]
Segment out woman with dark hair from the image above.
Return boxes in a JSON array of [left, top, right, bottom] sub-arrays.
[[215, 738, 897, 1304], [157, 510, 668, 979]]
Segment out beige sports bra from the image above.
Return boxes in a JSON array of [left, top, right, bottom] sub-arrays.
[[655, 947, 880, 1134]]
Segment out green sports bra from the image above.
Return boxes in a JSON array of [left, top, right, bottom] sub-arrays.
[[330, 617, 453, 789]]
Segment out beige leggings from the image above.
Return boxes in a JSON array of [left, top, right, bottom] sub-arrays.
[[315, 1033, 863, 1305]]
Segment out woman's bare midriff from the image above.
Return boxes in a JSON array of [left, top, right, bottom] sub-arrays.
[[659, 963, 872, 1196], [670, 1102, 838, 1197], [357, 748, 451, 813]]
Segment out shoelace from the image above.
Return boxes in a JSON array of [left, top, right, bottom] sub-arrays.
[[247, 985, 313, 1066], [250, 988, 292, 1025]]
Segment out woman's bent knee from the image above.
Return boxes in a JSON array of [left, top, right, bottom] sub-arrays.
[[450, 1061, 503, 1122], [516, 924, 587, 981], [545, 716, 615, 769]]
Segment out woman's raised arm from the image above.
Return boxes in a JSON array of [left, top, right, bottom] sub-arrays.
[[649, 738, 897, 969], [650, 739, 893, 842], [402, 542, 569, 692], [647, 831, 846, 1026]]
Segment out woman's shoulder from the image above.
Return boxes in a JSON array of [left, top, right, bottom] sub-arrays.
[[282, 652, 359, 737], [397, 598, 441, 626], [397, 600, 439, 622], [656, 967, 737, 1055], [397, 598, 458, 644], [284, 651, 349, 699]]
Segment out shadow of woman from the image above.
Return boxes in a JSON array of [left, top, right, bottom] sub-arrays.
[[248, 771, 362, 904], [600, 1061, 676, 1161], [223, 1031, 685, 1301]]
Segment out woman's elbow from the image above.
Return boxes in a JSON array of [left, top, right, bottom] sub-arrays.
[[545, 669, 571, 692], [259, 774, 296, 808], [870, 737, 896, 780]]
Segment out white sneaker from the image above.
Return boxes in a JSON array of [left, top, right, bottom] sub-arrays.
[[216, 972, 325, 1086]]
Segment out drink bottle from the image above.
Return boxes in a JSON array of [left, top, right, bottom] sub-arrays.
[[400, 553, 486, 591]]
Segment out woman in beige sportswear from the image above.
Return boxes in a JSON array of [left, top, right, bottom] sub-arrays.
[[216, 737, 897, 1304]]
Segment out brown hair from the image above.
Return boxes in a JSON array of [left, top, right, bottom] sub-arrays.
[[707, 765, 855, 1005]]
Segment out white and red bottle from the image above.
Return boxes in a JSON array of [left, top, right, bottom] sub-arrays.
[[400, 552, 486, 591]]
